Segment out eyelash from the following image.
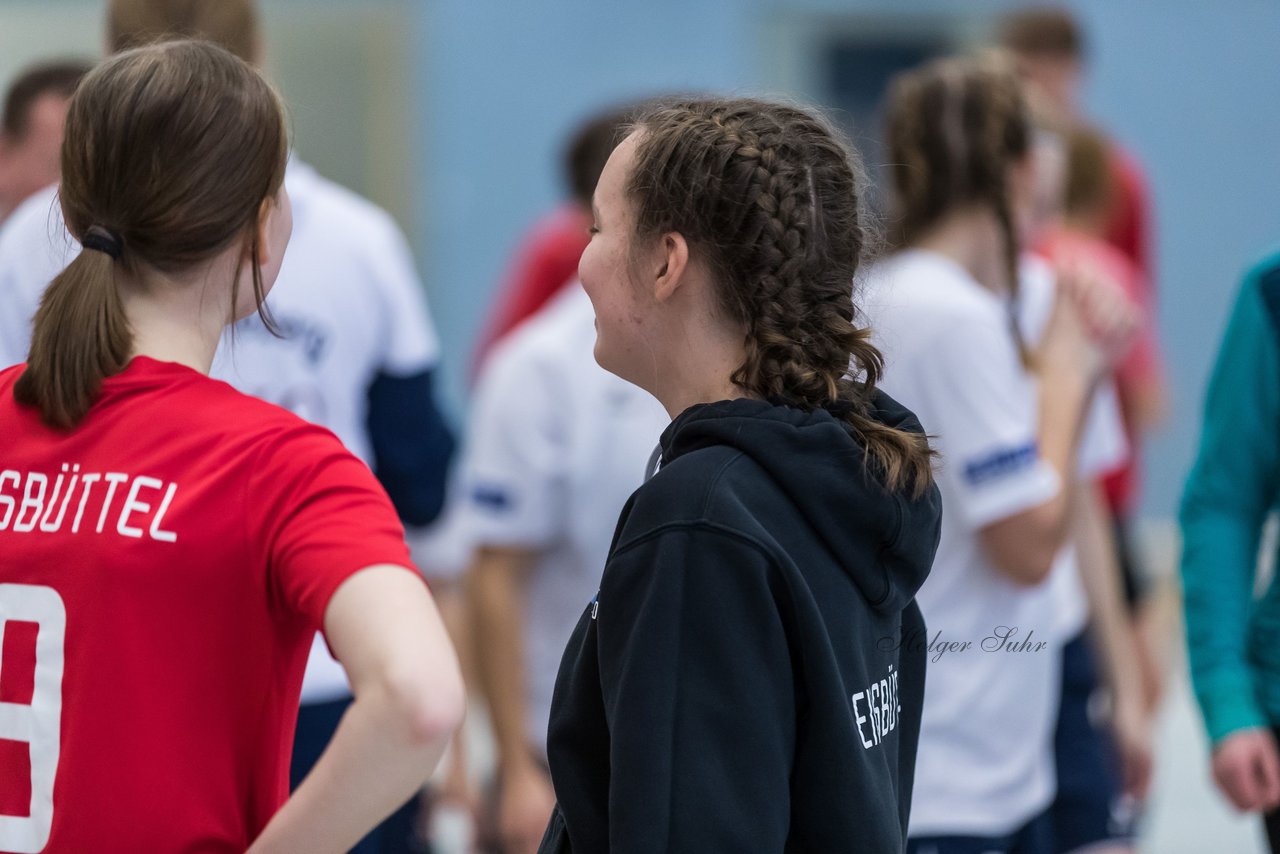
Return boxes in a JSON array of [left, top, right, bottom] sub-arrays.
[[588, 226, 600, 236]]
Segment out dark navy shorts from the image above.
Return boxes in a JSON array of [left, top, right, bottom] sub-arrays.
[[907, 809, 1053, 854], [1051, 631, 1139, 853]]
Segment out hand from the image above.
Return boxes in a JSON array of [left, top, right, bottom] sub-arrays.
[[1110, 689, 1154, 802], [422, 791, 479, 854], [1037, 267, 1108, 386], [1211, 728, 1280, 812], [418, 781, 481, 854], [1058, 260, 1142, 370], [496, 761, 557, 854], [435, 736, 481, 821]]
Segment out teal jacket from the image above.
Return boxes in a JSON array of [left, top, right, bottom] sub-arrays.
[[1182, 249, 1280, 743]]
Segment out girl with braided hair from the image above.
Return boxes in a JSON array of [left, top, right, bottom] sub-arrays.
[[863, 53, 1134, 854], [536, 97, 943, 852]]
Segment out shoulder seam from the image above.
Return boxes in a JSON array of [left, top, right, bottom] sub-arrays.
[[698, 450, 747, 518]]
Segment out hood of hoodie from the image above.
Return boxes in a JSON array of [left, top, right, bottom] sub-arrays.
[[657, 391, 941, 614]]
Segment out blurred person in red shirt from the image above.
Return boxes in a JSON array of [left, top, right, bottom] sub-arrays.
[[1000, 8, 1154, 285], [1028, 117, 1167, 854], [1040, 126, 1167, 525], [471, 106, 631, 376], [1002, 9, 1169, 650], [1031, 116, 1172, 704]]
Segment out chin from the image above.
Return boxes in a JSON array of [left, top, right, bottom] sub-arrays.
[[592, 340, 628, 379]]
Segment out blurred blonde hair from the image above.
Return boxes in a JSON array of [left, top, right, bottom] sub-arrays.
[[107, 0, 259, 63]]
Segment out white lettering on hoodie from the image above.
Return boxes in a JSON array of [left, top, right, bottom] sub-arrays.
[[851, 664, 900, 750]]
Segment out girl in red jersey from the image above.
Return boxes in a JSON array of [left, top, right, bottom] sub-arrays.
[[0, 40, 462, 853]]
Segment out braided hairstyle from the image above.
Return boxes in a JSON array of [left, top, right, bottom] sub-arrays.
[[884, 52, 1033, 363], [627, 97, 934, 497]]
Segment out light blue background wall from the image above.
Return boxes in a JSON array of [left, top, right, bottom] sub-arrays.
[[2, 0, 1271, 520], [1072, 2, 1280, 520], [413, 0, 1280, 521]]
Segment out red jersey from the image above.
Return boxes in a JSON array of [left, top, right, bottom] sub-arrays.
[[1104, 146, 1153, 291], [0, 357, 416, 852]]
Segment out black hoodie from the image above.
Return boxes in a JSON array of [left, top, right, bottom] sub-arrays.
[[538, 392, 942, 853]]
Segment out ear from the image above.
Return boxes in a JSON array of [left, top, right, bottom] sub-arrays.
[[652, 231, 690, 303], [252, 196, 278, 266]]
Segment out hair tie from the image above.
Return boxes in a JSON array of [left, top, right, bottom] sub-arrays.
[[82, 225, 123, 261]]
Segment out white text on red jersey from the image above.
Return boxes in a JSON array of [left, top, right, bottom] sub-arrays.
[[0, 466, 178, 542]]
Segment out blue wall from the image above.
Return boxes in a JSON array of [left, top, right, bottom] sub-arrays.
[[414, 0, 1280, 520], [1073, 1, 1280, 519]]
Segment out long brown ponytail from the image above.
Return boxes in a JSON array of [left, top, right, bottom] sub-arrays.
[[626, 98, 935, 498], [14, 39, 288, 428], [884, 52, 1034, 364]]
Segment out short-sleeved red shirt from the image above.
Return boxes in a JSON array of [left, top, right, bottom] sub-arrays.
[[0, 357, 416, 852], [1104, 146, 1153, 289]]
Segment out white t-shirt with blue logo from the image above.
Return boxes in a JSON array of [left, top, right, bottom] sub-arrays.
[[863, 248, 1108, 838]]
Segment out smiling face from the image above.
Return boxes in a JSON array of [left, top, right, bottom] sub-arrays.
[[578, 131, 659, 386]]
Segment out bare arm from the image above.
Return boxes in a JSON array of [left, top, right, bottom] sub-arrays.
[[1072, 479, 1153, 799], [468, 545, 557, 854], [248, 566, 465, 853], [431, 576, 476, 804], [469, 546, 540, 772], [982, 264, 1137, 586], [980, 365, 1092, 586]]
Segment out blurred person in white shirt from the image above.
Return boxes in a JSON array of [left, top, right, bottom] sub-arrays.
[[461, 283, 668, 854], [864, 53, 1136, 854]]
